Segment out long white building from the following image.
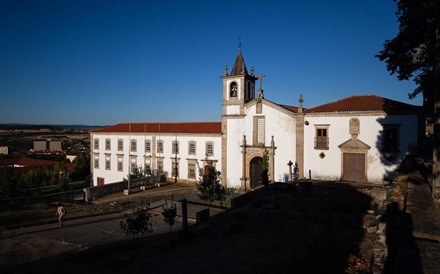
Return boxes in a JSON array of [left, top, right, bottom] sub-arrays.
[[90, 49, 423, 188]]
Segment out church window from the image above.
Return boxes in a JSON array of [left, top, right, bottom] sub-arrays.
[[205, 142, 214, 156], [157, 140, 163, 153], [315, 126, 329, 150], [188, 141, 196, 155], [382, 125, 400, 153], [117, 139, 123, 151], [131, 140, 137, 152], [105, 139, 111, 150], [94, 138, 99, 150], [253, 116, 265, 145], [145, 140, 151, 153], [172, 140, 179, 154], [230, 82, 238, 97]]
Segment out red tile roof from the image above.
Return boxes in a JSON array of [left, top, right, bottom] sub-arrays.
[[92, 122, 222, 134], [279, 104, 302, 113], [0, 157, 59, 167], [306, 95, 421, 114]]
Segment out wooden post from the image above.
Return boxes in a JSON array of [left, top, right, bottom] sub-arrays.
[[181, 199, 188, 233]]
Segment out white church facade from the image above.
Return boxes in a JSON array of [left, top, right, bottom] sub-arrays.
[[90, 50, 422, 188]]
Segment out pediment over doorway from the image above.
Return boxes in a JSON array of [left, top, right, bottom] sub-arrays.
[[338, 137, 371, 151]]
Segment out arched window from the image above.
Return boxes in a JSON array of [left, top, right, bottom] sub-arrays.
[[229, 82, 238, 97]]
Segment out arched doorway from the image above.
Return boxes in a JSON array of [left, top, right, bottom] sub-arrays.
[[250, 157, 263, 188]]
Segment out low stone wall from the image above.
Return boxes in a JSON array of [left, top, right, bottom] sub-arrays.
[[0, 177, 160, 208], [0, 189, 84, 208], [84, 177, 158, 202]]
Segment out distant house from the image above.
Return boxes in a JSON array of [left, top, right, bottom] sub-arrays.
[[90, 49, 423, 188], [32, 139, 63, 155]]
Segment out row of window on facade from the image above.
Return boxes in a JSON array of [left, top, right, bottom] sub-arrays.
[[93, 138, 214, 156], [93, 154, 199, 179]]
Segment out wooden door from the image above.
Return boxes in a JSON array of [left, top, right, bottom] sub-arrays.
[[250, 157, 263, 188], [343, 153, 366, 182], [97, 177, 105, 186]]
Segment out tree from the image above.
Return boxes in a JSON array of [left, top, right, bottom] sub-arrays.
[[70, 153, 90, 181], [376, 0, 437, 116], [197, 166, 227, 206], [0, 167, 24, 198], [120, 207, 153, 238], [376, 0, 440, 200], [161, 201, 177, 232], [261, 149, 270, 186]]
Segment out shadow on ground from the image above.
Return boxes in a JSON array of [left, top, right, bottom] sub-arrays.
[[10, 182, 375, 274]]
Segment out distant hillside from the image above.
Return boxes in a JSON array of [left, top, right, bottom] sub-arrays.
[[0, 124, 106, 130]]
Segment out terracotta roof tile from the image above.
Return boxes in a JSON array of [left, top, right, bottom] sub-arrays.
[[0, 157, 59, 167], [278, 104, 303, 113], [92, 122, 222, 134], [307, 95, 421, 114]]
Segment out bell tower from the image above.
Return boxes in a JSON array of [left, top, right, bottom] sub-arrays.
[[221, 48, 257, 187], [221, 48, 257, 115]]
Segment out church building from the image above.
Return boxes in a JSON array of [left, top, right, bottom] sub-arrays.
[[90, 49, 422, 189]]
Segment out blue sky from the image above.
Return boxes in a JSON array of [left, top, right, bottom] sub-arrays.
[[0, 0, 422, 125]]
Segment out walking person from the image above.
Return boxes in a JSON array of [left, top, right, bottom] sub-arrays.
[[55, 203, 66, 227]]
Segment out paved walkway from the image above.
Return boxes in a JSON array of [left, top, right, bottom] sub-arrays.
[[395, 161, 440, 273]]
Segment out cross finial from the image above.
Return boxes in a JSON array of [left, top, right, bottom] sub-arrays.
[[256, 74, 265, 91], [298, 94, 304, 113], [238, 35, 242, 50]]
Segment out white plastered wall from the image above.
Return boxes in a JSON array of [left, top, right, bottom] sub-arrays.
[[303, 113, 419, 182]]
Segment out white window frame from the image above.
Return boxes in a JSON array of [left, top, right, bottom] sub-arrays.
[[145, 139, 151, 153], [188, 141, 196, 155], [117, 155, 123, 172], [118, 139, 123, 151], [131, 139, 137, 152], [205, 142, 214, 156], [105, 139, 111, 151], [94, 154, 99, 169], [105, 154, 111, 170], [94, 138, 99, 150], [172, 140, 179, 155], [157, 140, 163, 153]]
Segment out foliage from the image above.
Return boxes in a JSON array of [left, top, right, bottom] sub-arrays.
[[161, 201, 177, 232], [0, 167, 25, 198], [20, 167, 50, 190], [197, 166, 227, 206], [120, 207, 153, 238], [51, 161, 70, 190], [70, 153, 90, 181], [376, 0, 437, 115], [261, 149, 270, 186], [28, 153, 67, 162]]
